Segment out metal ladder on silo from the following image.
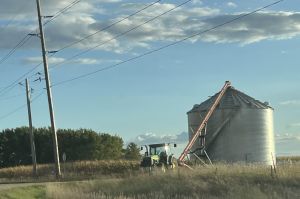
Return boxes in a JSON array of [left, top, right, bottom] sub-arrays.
[[188, 123, 212, 165], [178, 81, 232, 168]]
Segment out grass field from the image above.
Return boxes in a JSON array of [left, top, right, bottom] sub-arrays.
[[0, 161, 299, 199], [0, 156, 298, 182], [0, 186, 45, 199], [0, 160, 140, 183]]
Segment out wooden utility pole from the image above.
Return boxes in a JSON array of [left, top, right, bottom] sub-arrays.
[[25, 78, 37, 176], [35, 0, 61, 178]]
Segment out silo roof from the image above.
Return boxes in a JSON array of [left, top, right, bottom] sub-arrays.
[[188, 86, 273, 113]]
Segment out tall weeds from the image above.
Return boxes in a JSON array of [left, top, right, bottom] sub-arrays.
[[46, 163, 300, 199]]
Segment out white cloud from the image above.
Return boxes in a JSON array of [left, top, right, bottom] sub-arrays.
[[23, 57, 65, 65], [73, 58, 98, 65], [0, 1, 219, 52], [101, 10, 300, 48], [130, 132, 188, 145], [23, 56, 108, 65], [2, 1, 300, 54], [71, 58, 121, 65], [94, 0, 122, 3], [275, 133, 300, 156], [275, 133, 300, 142], [198, 11, 300, 45], [0, 0, 106, 21], [280, 100, 300, 106], [192, 0, 202, 5], [227, 2, 237, 8], [49, 57, 66, 64]]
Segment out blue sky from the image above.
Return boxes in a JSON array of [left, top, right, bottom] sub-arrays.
[[0, 0, 299, 156]]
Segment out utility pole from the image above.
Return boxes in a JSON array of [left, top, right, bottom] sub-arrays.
[[35, 0, 61, 178], [25, 78, 37, 176]]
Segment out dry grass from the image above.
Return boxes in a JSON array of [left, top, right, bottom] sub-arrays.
[[45, 163, 300, 199], [0, 157, 298, 183], [0, 161, 299, 198], [0, 160, 139, 183], [277, 156, 300, 164]]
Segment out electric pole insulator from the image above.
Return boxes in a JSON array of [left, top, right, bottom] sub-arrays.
[[43, 15, 54, 18], [47, 50, 58, 54], [28, 33, 40, 37]]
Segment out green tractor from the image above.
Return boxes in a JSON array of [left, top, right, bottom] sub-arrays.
[[140, 143, 177, 171]]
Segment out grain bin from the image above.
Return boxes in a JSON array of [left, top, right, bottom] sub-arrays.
[[187, 86, 276, 165]]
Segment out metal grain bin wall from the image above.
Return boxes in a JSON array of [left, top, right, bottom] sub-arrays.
[[187, 87, 276, 165]]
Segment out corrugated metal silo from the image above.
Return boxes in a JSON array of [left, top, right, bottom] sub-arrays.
[[187, 87, 276, 165]]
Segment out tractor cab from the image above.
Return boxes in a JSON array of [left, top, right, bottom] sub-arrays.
[[140, 143, 177, 169], [149, 143, 170, 155]]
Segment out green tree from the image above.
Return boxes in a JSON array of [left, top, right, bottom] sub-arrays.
[[124, 142, 141, 160], [0, 127, 125, 168]]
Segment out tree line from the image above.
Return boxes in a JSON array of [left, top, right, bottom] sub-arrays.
[[0, 127, 140, 168]]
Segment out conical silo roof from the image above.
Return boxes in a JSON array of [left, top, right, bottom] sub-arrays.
[[188, 86, 273, 113]]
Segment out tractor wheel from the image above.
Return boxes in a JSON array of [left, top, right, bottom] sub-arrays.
[[169, 156, 178, 169], [161, 163, 166, 173]]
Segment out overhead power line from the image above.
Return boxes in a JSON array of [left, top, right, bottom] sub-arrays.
[[43, 0, 81, 26], [0, 104, 27, 121], [52, 0, 283, 87], [0, 0, 82, 96], [0, 0, 152, 97], [0, 0, 81, 67], [1, 0, 162, 95], [0, 93, 24, 101], [28, 0, 159, 79], [55, 0, 161, 52], [31, 0, 162, 76], [0, 1, 32, 64], [50, 0, 190, 69], [0, 91, 44, 121], [26, 0, 158, 80], [0, 1, 30, 33], [0, 35, 31, 65], [0, 62, 43, 97]]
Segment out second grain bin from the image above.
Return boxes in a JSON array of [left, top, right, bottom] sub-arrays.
[[187, 86, 275, 165]]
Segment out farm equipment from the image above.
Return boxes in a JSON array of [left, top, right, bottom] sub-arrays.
[[140, 81, 232, 170], [140, 143, 177, 171]]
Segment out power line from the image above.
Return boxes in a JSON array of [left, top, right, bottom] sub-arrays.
[[0, 0, 81, 66], [0, 1, 283, 123], [55, 0, 161, 52], [0, 1, 32, 64], [0, 91, 44, 121], [0, 0, 82, 96], [0, 1, 30, 33], [50, 0, 191, 69], [0, 63, 42, 97], [0, 93, 25, 101], [0, 83, 19, 97], [9, 0, 161, 89], [52, 0, 283, 87], [30, 0, 153, 78], [43, 0, 81, 26], [0, 104, 27, 121], [0, 35, 31, 65]]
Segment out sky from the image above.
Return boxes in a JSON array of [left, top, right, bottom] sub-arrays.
[[0, 0, 299, 156]]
